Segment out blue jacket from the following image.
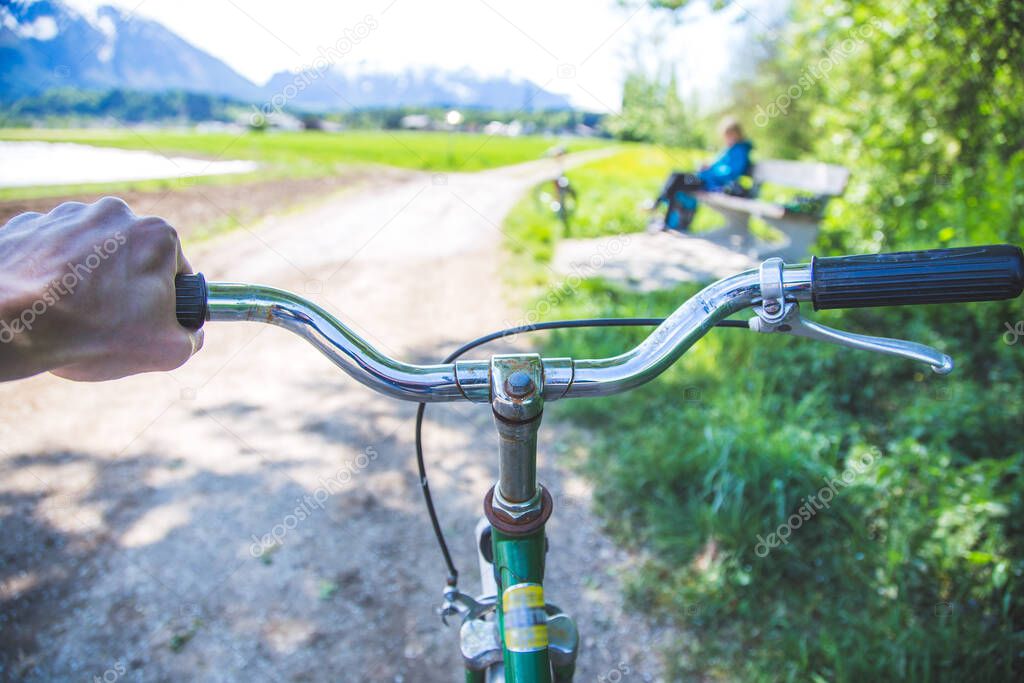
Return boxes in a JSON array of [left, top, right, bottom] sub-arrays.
[[698, 140, 753, 190]]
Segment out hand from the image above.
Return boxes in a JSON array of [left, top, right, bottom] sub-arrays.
[[0, 197, 202, 382]]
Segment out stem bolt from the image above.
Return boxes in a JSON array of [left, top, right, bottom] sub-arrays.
[[505, 370, 535, 398]]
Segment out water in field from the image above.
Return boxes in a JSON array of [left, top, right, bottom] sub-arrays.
[[0, 140, 258, 187]]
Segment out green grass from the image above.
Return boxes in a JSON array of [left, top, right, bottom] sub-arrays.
[[503, 147, 1024, 682], [0, 128, 610, 200]]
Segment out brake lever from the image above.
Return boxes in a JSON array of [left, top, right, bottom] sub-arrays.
[[750, 258, 953, 374], [749, 302, 953, 374]]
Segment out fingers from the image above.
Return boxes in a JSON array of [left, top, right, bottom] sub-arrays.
[[49, 364, 105, 382], [93, 196, 135, 217], [50, 325, 202, 381], [190, 328, 205, 356], [174, 229, 193, 275], [129, 215, 199, 365], [48, 201, 89, 217], [130, 210, 188, 275], [3, 211, 43, 230], [159, 324, 202, 372], [130, 215, 180, 275], [82, 196, 135, 235], [150, 319, 202, 373], [159, 219, 202, 361]]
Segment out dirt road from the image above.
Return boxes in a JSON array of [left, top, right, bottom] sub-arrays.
[[0, 152, 669, 682]]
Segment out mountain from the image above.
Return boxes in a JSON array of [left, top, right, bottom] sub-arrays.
[[0, 0, 259, 101], [260, 65, 572, 111], [0, 0, 573, 111]]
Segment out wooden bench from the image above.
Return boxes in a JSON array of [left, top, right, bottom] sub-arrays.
[[693, 159, 850, 260]]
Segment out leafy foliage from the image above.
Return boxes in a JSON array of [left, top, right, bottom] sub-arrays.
[[748, 0, 1024, 252], [608, 71, 706, 149]]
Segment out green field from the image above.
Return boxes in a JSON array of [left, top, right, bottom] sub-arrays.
[[504, 147, 1024, 681], [0, 128, 611, 200]]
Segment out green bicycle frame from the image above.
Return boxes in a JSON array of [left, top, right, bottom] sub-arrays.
[[493, 527, 550, 681], [462, 528, 577, 683], [463, 354, 576, 683]]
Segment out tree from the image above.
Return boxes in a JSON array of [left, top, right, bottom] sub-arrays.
[[607, 68, 706, 148], [786, 0, 1024, 250]]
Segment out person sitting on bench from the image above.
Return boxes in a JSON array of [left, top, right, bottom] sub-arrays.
[[650, 117, 753, 233]]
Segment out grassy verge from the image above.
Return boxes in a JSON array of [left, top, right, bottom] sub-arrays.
[[503, 148, 1024, 681], [0, 128, 610, 200]]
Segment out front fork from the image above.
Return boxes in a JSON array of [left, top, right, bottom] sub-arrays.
[[458, 354, 579, 683]]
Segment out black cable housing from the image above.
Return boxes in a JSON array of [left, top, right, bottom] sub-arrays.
[[414, 316, 747, 585]]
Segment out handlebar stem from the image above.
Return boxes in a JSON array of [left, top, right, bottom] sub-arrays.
[[490, 355, 544, 506]]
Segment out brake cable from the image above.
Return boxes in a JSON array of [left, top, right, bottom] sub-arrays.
[[415, 316, 748, 586]]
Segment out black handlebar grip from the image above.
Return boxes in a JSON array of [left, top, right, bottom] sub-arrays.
[[811, 245, 1024, 310], [174, 272, 208, 330]]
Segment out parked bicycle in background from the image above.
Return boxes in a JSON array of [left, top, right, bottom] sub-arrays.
[[535, 146, 578, 236]]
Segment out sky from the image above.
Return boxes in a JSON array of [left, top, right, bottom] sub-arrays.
[[63, 0, 786, 112]]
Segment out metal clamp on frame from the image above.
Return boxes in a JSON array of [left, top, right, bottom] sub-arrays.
[[757, 257, 787, 323]]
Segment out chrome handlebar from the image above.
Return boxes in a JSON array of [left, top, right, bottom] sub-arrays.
[[204, 264, 818, 403], [174, 245, 1024, 400], [197, 245, 987, 402], [207, 283, 465, 401]]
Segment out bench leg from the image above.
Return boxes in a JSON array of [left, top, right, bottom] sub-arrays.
[[759, 217, 820, 261], [701, 207, 756, 253]]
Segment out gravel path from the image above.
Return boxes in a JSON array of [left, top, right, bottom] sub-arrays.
[[0, 151, 669, 682]]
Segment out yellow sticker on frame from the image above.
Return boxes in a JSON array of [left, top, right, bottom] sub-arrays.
[[502, 582, 548, 652]]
